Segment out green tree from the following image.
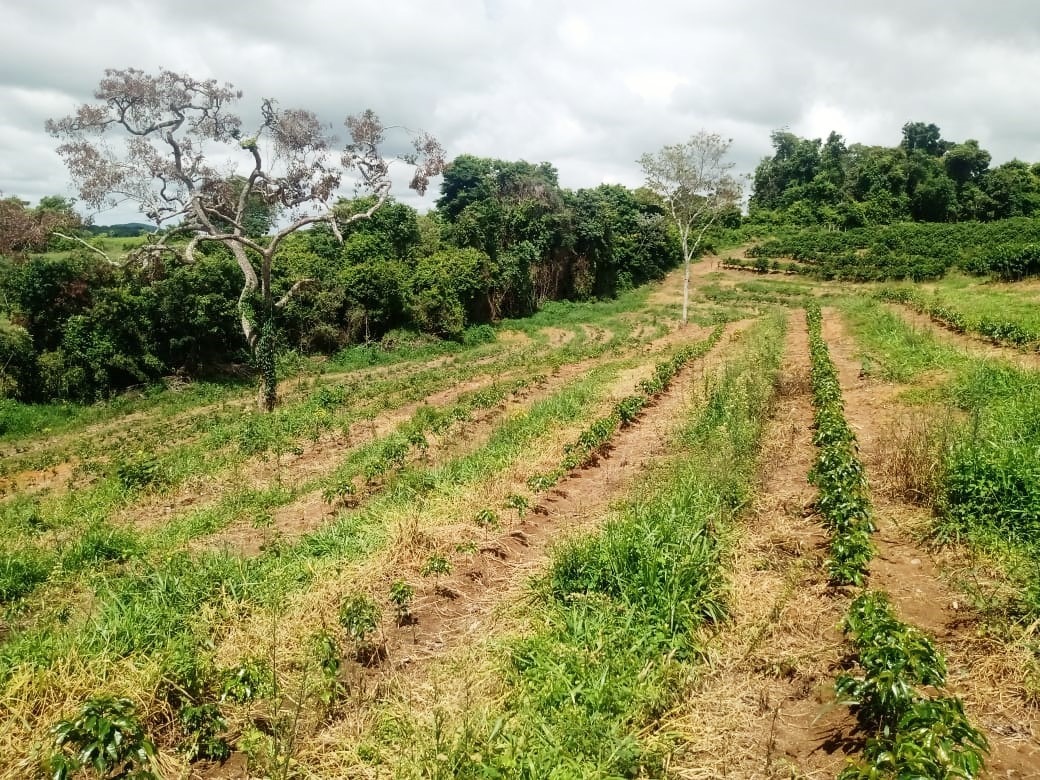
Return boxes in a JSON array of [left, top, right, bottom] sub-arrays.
[[750, 130, 822, 211], [983, 160, 1040, 219], [47, 67, 444, 411], [409, 247, 492, 338], [900, 121, 950, 157]]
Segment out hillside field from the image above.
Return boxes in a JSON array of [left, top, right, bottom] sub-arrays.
[[2, 259, 1040, 778]]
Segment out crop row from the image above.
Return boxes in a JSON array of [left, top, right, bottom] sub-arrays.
[[526, 325, 725, 491], [876, 286, 1040, 349], [804, 305, 989, 777], [804, 303, 875, 585], [836, 591, 988, 778], [0, 377, 536, 608], [743, 219, 1040, 282]]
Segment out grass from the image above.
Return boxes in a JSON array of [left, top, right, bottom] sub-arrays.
[[834, 296, 965, 382], [363, 310, 786, 777], [0, 341, 684, 768], [0, 302, 668, 565], [8, 250, 1040, 775]]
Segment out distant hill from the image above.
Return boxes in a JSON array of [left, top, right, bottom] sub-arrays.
[[85, 223, 156, 237]]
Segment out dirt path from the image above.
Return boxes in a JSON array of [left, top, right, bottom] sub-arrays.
[[273, 321, 754, 774], [822, 308, 1040, 777], [0, 333, 549, 497], [667, 310, 854, 778], [193, 325, 711, 556], [884, 301, 1040, 371]]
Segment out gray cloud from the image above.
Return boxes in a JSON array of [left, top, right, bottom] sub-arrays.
[[3, 0, 1039, 222]]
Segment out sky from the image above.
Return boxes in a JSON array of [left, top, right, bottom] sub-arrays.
[[2, 0, 1040, 223]]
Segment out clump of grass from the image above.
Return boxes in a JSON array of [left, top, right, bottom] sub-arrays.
[[876, 413, 949, 506], [0, 548, 53, 603]]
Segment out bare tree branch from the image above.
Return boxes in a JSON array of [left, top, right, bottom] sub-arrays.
[[275, 278, 316, 308], [51, 231, 118, 265], [48, 67, 446, 411]]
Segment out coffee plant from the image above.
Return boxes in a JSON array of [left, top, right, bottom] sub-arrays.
[[46, 696, 157, 779], [837, 591, 988, 779], [805, 303, 875, 585]]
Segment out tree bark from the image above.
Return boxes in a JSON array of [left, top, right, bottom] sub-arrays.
[[682, 259, 691, 326], [255, 310, 278, 412]]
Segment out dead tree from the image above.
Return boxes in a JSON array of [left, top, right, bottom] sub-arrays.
[[47, 68, 445, 410]]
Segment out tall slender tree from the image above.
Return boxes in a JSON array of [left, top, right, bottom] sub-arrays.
[[639, 132, 740, 325], [47, 68, 444, 410]]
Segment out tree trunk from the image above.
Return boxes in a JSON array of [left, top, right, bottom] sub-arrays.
[[681, 258, 691, 326], [255, 309, 278, 412]]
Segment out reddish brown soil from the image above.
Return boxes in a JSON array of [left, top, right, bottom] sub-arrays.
[[543, 326, 574, 346], [669, 310, 857, 778], [821, 308, 1040, 777], [0, 460, 77, 500]]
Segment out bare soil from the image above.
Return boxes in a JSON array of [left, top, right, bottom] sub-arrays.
[[822, 308, 1040, 777], [668, 310, 856, 779]]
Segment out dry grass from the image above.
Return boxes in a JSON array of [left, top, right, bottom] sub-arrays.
[[872, 410, 952, 506]]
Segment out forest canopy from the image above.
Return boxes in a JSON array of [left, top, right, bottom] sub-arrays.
[[0, 158, 681, 404], [749, 121, 1040, 227]]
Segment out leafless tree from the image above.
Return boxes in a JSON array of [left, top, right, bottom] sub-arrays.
[[0, 195, 81, 257], [639, 132, 741, 325], [47, 68, 445, 410]]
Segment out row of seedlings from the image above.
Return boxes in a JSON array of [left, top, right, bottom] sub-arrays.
[[836, 591, 988, 778], [526, 325, 725, 491], [803, 303, 989, 778], [805, 303, 875, 585], [876, 287, 1038, 348]]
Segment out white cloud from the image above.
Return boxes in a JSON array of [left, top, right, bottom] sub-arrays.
[[2, 0, 1040, 222], [623, 69, 689, 105]]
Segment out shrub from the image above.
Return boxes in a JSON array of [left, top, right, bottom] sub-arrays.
[[45, 696, 157, 779]]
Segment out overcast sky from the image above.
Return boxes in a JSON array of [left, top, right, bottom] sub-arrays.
[[3, 0, 1040, 223]]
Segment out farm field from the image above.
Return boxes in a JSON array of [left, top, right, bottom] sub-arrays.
[[4, 261, 1040, 778]]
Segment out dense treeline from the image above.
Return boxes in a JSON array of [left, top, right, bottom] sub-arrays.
[[733, 218, 1040, 281], [750, 121, 1040, 228], [0, 156, 680, 403], [736, 121, 1040, 281]]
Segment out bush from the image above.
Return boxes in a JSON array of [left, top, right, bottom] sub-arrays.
[[45, 696, 157, 779]]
